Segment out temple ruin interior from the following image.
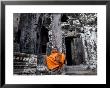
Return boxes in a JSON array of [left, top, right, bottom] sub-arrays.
[[13, 13, 97, 75]]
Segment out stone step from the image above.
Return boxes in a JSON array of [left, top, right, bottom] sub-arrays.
[[64, 65, 97, 75], [65, 70, 96, 75], [65, 65, 89, 71]]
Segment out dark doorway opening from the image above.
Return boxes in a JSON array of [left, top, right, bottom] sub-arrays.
[[41, 26, 49, 54], [65, 37, 85, 66], [65, 37, 73, 65]]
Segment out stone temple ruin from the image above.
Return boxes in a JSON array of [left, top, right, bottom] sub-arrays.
[[13, 13, 97, 75]]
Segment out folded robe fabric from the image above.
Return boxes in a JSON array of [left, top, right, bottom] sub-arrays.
[[46, 49, 65, 71]]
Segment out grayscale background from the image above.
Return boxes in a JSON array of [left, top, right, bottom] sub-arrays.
[[13, 13, 97, 75]]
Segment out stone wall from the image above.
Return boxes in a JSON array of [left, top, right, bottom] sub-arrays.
[[60, 13, 97, 69], [81, 25, 97, 69]]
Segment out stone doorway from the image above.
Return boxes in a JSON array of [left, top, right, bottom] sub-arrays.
[[65, 37, 85, 66], [65, 37, 73, 65]]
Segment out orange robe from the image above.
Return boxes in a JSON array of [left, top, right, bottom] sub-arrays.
[[46, 50, 65, 71]]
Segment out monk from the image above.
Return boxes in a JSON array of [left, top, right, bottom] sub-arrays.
[[45, 48, 65, 74]]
